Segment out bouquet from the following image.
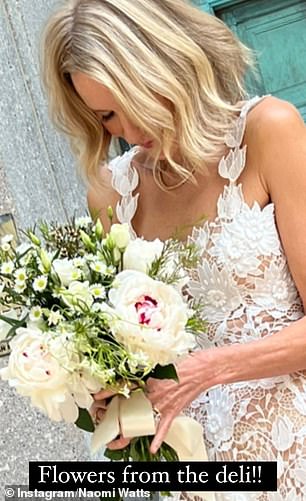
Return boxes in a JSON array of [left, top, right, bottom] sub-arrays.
[[0, 213, 205, 464]]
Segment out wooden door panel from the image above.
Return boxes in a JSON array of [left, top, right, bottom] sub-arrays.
[[218, 0, 306, 120]]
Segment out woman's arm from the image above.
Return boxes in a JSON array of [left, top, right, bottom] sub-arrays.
[[87, 163, 121, 231], [148, 97, 306, 453], [147, 315, 306, 454]]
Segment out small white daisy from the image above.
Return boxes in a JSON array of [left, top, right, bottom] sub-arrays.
[[15, 282, 27, 293], [1, 242, 11, 252], [14, 268, 27, 282], [33, 275, 48, 292], [90, 284, 106, 299], [1, 261, 14, 274], [70, 269, 81, 281], [29, 306, 43, 322], [105, 265, 116, 275], [90, 261, 107, 274]]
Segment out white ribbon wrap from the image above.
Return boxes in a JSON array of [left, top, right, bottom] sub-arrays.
[[91, 391, 215, 501]]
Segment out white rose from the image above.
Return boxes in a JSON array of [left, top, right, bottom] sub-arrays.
[[123, 238, 164, 273], [0, 328, 100, 422], [53, 258, 80, 286], [109, 270, 196, 366], [0, 310, 18, 341], [109, 223, 130, 250], [60, 281, 94, 311]]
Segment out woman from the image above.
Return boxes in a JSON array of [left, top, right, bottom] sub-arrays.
[[41, 0, 306, 499]]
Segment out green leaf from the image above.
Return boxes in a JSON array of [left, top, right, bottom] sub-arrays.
[[151, 364, 179, 382], [75, 408, 95, 432], [104, 448, 124, 461], [0, 314, 23, 328]]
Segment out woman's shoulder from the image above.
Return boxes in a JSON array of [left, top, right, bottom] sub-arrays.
[[87, 162, 121, 230], [246, 95, 305, 138], [245, 96, 305, 169]]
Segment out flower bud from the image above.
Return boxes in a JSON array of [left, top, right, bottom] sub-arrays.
[[107, 206, 113, 221], [109, 223, 130, 251], [28, 232, 41, 247], [113, 247, 121, 264], [39, 249, 51, 273], [95, 218, 104, 241], [79, 230, 95, 251]]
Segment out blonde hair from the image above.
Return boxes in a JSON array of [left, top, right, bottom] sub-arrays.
[[41, 0, 254, 187]]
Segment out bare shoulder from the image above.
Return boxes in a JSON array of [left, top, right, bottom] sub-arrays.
[[245, 96, 306, 185], [244, 97, 306, 308], [87, 163, 121, 231], [246, 95, 305, 141]]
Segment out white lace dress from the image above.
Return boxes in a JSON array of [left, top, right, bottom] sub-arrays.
[[107, 96, 306, 501]]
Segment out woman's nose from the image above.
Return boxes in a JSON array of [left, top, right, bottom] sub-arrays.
[[120, 118, 142, 146]]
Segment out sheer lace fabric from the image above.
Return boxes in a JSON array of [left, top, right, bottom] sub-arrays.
[[108, 96, 306, 500]]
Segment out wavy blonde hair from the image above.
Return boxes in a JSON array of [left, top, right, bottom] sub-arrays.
[[41, 0, 254, 187]]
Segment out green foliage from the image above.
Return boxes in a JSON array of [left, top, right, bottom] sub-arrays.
[[149, 364, 179, 382], [104, 436, 178, 462], [75, 408, 95, 433], [148, 238, 200, 284]]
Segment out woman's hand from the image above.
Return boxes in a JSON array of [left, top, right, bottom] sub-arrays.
[[90, 387, 133, 450], [146, 349, 218, 454]]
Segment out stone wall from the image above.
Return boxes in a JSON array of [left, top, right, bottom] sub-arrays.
[[0, 0, 87, 232], [0, 0, 93, 493]]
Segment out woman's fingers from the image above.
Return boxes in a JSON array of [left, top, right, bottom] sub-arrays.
[[106, 436, 131, 450], [93, 382, 139, 401], [93, 389, 116, 400], [150, 416, 173, 454], [96, 408, 106, 422]]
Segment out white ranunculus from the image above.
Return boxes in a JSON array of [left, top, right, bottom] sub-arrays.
[[109, 223, 130, 250], [0, 310, 18, 341], [123, 238, 164, 274], [0, 328, 99, 422], [109, 270, 195, 366], [60, 281, 93, 311], [53, 258, 80, 286]]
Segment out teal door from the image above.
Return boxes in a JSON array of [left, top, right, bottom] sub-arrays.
[[202, 0, 306, 121]]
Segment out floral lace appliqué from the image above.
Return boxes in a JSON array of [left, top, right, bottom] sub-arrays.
[[108, 96, 306, 500]]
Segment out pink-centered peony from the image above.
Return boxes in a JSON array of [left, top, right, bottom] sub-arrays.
[[109, 270, 196, 366], [135, 295, 161, 329]]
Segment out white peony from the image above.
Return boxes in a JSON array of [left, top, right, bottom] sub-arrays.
[[0, 328, 100, 422], [109, 270, 195, 366], [123, 238, 163, 273], [53, 258, 80, 286]]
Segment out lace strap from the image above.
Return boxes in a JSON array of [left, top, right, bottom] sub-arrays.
[[108, 147, 140, 238], [219, 95, 269, 183]]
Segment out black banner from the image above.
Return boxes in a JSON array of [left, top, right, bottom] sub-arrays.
[[29, 461, 277, 492]]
